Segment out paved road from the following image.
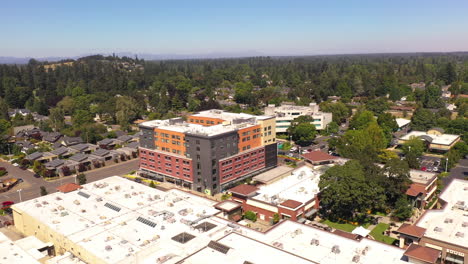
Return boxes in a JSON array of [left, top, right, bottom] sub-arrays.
[[0, 159, 139, 204], [444, 158, 468, 185]]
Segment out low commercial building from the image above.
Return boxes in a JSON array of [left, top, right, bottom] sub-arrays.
[[264, 102, 332, 132], [406, 170, 438, 209], [397, 179, 468, 264], [398, 128, 460, 152], [229, 165, 323, 222], [13, 176, 417, 264], [302, 151, 338, 165]]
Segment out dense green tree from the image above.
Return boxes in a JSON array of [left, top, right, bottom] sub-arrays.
[[411, 108, 435, 131], [49, 107, 65, 131], [72, 110, 94, 127], [319, 101, 350, 124], [288, 122, 317, 146], [40, 186, 48, 196], [393, 196, 413, 220], [77, 173, 87, 185], [402, 136, 426, 169], [349, 110, 375, 130], [365, 98, 390, 115], [319, 160, 386, 220]]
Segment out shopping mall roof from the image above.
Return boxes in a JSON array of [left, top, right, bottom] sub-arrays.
[[253, 165, 295, 184], [0, 232, 41, 264], [416, 179, 468, 248], [254, 166, 321, 205], [400, 131, 460, 146], [12, 175, 409, 264]]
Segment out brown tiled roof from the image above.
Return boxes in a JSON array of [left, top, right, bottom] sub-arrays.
[[397, 223, 426, 238], [404, 244, 440, 263], [228, 184, 258, 196], [332, 229, 360, 240], [302, 151, 337, 163], [406, 184, 427, 197], [279, 199, 302, 209], [56, 183, 82, 193]]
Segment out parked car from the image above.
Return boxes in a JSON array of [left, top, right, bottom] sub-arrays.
[[0, 167, 6, 171], [134, 177, 142, 183]]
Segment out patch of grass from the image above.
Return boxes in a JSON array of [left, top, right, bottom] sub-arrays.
[[370, 223, 397, 245], [322, 219, 358, 232]]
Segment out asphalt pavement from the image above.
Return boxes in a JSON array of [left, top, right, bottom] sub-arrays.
[[0, 159, 139, 204]]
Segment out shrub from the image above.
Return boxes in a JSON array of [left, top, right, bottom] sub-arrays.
[[244, 211, 257, 222]]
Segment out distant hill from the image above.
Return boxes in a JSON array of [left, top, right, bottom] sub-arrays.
[[0, 51, 265, 64]]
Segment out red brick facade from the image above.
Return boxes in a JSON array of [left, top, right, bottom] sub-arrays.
[[139, 148, 194, 182], [219, 147, 266, 184]]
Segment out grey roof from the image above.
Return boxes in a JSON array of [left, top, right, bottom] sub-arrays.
[[26, 152, 43, 160], [63, 136, 84, 146], [98, 138, 115, 145], [51, 147, 69, 156], [43, 132, 63, 142], [69, 153, 88, 162], [114, 131, 127, 137], [126, 141, 139, 149], [70, 143, 88, 152], [45, 159, 65, 168], [117, 135, 133, 142], [419, 135, 434, 143], [93, 148, 110, 157]]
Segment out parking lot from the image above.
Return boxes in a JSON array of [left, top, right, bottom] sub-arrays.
[[419, 156, 442, 173]]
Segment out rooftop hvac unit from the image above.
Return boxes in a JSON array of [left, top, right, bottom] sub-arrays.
[[310, 239, 319, 246], [352, 255, 360, 263], [332, 245, 340, 254]]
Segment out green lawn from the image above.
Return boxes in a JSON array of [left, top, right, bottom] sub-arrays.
[[370, 223, 397, 245], [322, 219, 370, 232]]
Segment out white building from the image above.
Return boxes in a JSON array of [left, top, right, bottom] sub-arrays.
[[11, 176, 420, 264], [264, 102, 332, 132]]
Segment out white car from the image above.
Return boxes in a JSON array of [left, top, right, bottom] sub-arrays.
[[12, 163, 19, 167]]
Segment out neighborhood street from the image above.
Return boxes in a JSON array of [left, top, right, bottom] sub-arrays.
[[0, 159, 139, 204]]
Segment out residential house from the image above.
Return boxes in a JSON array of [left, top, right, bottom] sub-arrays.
[[97, 138, 116, 149], [61, 136, 84, 147]]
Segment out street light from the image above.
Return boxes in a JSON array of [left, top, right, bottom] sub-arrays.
[[17, 189, 23, 203], [445, 157, 448, 173], [74, 174, 77, 185]]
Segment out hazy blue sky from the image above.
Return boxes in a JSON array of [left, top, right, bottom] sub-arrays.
[[1, 0, 468, 57]]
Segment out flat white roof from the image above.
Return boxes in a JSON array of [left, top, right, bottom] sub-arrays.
[[12, 175, 408, 264], [254, 166, 322, 205], [253, 165, 295, 183], [417, 179, 468, 248], [181, 232, 314, 264], [0, 232, 41, 264], [395, 118, 411, 128], [13, 176, 227, 264], [409, 170, 437, 185], [240, 221, 407, 264], [192, 109, 274, 121], [140, 118, 257, 137], [400, 131, 459, 146]]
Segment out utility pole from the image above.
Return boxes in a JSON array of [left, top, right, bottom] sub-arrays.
[[445, 157, 448, 173], [17, 189, 23, 202]]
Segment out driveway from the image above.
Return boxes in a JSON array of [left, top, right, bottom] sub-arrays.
[[0, 159, 139, 204]]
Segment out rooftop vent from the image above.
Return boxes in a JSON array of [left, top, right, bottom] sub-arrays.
[[137, 217, 156, 228], [352, 255, 360, 263], [104, 203, 121, 212], [171, 232, 195, 244], [462, 222, 468, 228], [207, 241, 230, 254], [194, 222, 217, 232], [332, 245, 341, 254], [455, 232, 464, 238], [434, 227, 443, 232], [444, 218, 453, 223], [77, 191, 90, 199], [310, 238, 319, 246]]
